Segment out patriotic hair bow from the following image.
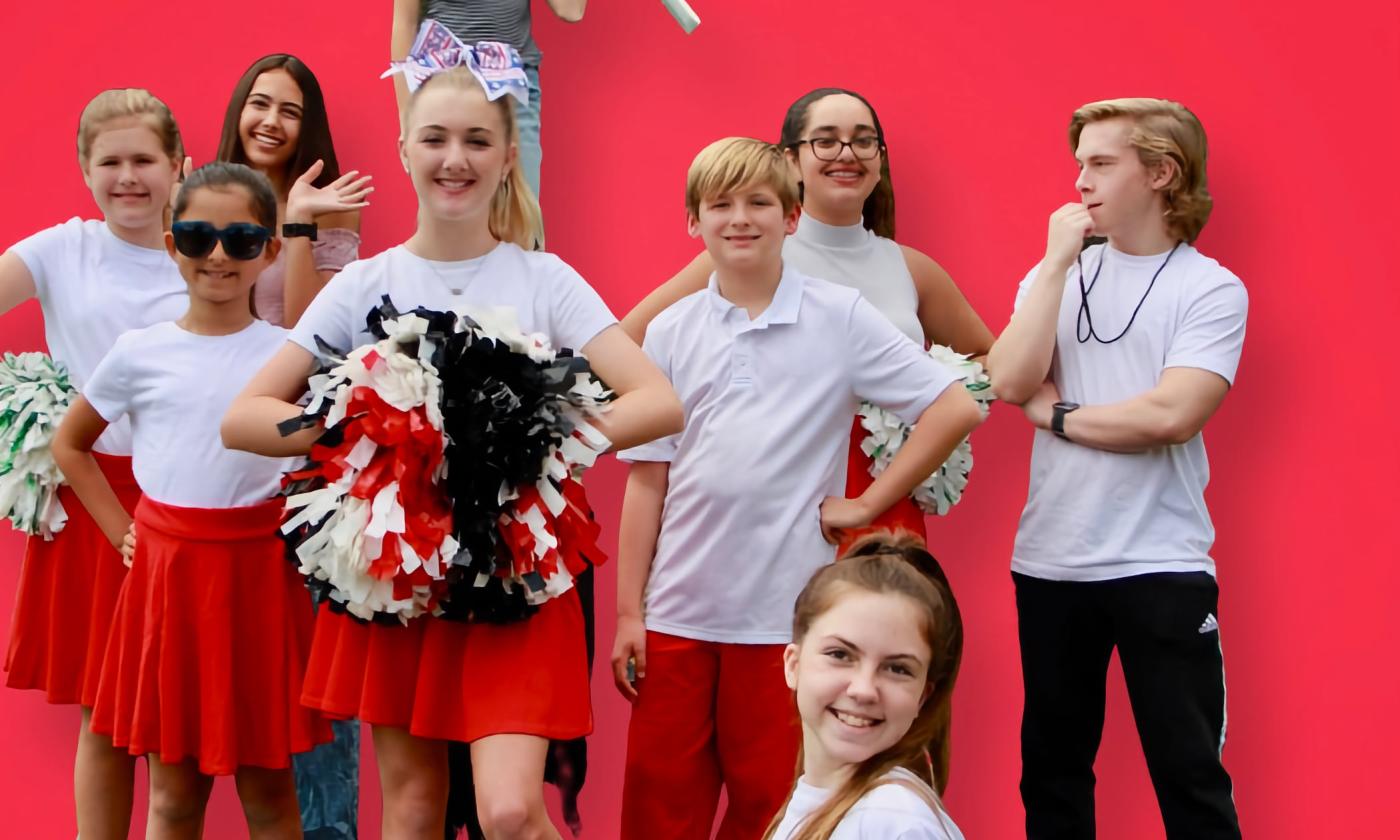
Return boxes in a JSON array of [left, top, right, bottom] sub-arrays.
[[382, 18, 530, 105]]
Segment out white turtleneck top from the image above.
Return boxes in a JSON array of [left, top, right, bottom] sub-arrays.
[[783, 215, 924, 346]]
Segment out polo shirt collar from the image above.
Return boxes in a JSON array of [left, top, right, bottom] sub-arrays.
[[704, 262, 805, 327]]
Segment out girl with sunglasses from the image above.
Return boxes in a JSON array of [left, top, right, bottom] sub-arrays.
[[0, 88, 188, 837], [222, 38, 682, 837], [217, 54, 372, 328], [621, 88, 994, 553], [52, 162, 331, 839]]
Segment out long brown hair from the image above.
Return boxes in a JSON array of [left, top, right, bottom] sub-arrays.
[[779, 88, 897, 239], [764, 532, 964, 840], [215, 54, 341, 192]]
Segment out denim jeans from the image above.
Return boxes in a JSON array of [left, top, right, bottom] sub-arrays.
[[515, 65, 542, 200]]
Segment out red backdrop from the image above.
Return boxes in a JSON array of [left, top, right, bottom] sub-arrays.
[[2, 1, 1396, 837]]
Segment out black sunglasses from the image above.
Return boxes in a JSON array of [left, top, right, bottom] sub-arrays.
[[171, 221, 272, 260]]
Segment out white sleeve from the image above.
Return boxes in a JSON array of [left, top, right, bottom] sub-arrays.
[[287, 264, 361, 355], [846, 296, 958, 425], [548, 258, 618, 352], [1011, 261, 1043, 312], [1163, 274, 1248, 385], [615, 314, 678, 464], [8, 217, 81, 301], [83, 332, 136, 424]]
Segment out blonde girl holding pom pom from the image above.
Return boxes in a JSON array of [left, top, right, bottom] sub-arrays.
[[0, 88, 187, 838]]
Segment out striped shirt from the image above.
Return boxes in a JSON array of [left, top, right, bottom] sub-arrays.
[[423, 0, 541, 65]]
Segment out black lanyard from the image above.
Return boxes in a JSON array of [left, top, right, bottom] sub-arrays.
[[1075, 242, 1180, 344]]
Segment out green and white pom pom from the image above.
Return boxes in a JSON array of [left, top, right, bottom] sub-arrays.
[[0, 352, 77, 539], [858, 345, 994, 516]]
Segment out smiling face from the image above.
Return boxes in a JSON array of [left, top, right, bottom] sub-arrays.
[[402, 80, 516, 225], [82, 117, 180, 233], [167, 184, 277, 306], [237, 69, 304, 173], [1074, 117, 1169, 239], [788, 94, 884, 221], [688, 182, 800, 274], [784, 588, 933, 786]]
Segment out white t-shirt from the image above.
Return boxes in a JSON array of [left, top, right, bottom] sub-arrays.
[[84, 320, 293, 508], [772, 767, 965, 840], [9, 218, 188, 454], [619, 267, 959, 644], [785, 215, 924, 345], [1011, 242, 1248, 581], [288, 242, 616, 358]]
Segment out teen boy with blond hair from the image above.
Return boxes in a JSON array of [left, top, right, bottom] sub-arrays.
[[990, 98, 1247, 839]]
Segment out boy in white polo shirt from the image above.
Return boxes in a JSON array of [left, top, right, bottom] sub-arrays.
[[610, 137, 982, 840], [989, 98, 1247, 839]]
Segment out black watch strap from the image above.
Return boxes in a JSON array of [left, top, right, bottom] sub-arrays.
[[282, 222, 318, 241], [1051, 401, 1080, 439]]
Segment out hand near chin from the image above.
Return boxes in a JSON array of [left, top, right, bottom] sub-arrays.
[[285, 159, 374, 223], [1045, 202, 1096, 268]]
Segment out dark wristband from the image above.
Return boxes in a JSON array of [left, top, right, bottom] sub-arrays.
[[1051, 401, 1080, 439], [282, 222, 318, 241]]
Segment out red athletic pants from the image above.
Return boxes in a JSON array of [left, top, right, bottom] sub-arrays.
[[621, 631, 801, 840]]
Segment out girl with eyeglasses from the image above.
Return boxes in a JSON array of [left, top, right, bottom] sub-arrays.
[[52, 162, 332, 839], [621, 88, 994, 553], [0, 88, 189, 838], [216, 54, 373, 328]]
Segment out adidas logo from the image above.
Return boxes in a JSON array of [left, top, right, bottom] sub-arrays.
[[1198, 613, 1219, 634]]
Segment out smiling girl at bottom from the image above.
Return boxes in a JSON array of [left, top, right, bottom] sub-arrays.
[[767, 534, 965, 840]]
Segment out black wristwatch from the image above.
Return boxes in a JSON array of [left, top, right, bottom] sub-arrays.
[[1051, 401, 1080, 439], [282, 222, 318, 241]]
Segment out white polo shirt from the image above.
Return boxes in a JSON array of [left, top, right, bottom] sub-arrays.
[[1011, 242, 1248, 581], [620, 265, 960, 644]]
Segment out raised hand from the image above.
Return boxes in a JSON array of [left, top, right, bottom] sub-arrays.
[[168, 155, 194, 214], [285, 159, 374, 223], [1044, 202, 1096, 269]]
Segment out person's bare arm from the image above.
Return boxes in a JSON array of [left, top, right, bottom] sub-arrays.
[[610, 460, 667, 700], [545, 0, 587, 22], [619, 250, 713, 344], [903, 245, 994, 364], [221, 342, 324, 456], [1020, 368, 1231, 454], [987, 203, 1094, 404], [390, 0, 420, 126], [579, 325, 684, 451], [0, 251, 37, 316], [51, 398, 131, 551]]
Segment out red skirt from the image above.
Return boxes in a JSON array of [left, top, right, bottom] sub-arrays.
[[302, 588, 592, 744], [89, 497, 331, 775], [839, 415, 928, 556], [5, 452, 139, 706]]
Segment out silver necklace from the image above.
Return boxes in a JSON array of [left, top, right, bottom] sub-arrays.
[[416, 248, 488, 296]]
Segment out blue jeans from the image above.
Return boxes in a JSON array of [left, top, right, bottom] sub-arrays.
[[515, 65, 542, 200]]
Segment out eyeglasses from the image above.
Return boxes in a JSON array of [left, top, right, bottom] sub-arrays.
[[792, 135, 884, 161], [170, 221, 272, 260]]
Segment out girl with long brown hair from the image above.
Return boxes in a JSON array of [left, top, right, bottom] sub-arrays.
[[766, 534, 965, 839]]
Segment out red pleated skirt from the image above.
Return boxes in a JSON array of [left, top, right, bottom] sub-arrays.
[[89, 496, 331, 775], [839, 415, 928, 556], [302, 587, 592, 744], [5, 452, 139, 706]]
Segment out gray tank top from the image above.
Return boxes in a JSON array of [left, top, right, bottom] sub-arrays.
[[782, 215, 924, 345], [423, 0, 541, 65]]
